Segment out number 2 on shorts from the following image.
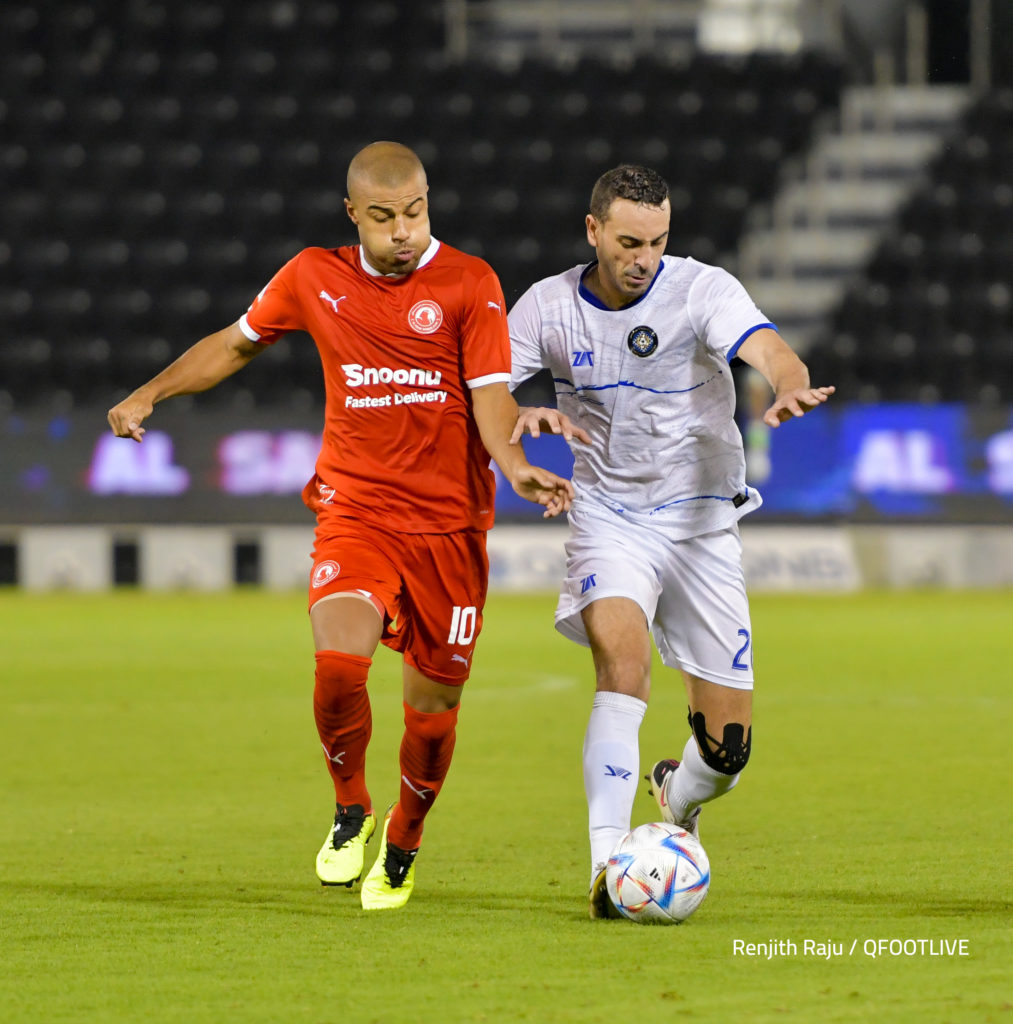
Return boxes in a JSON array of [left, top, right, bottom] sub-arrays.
[[732, 628, 751, 671]]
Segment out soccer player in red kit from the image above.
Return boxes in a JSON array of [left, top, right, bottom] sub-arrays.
[[107, 141, 574, 910]]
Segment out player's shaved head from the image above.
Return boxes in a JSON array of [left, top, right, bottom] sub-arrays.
[[346, 141, 427, 199], [344, 141, 431, 276]]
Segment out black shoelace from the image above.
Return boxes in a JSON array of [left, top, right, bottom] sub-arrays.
[[384, 843, 418, 888], [330, 804, 366, 851]]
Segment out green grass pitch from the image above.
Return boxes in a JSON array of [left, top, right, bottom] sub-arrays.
[[1, 588, 1010, 1023]]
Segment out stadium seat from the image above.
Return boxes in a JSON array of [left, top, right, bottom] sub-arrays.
[[2, 143, 39, 188], [113, 189, 170, 238], [185, 93, 242, 139], [1, 188, 45, 233], [226, 189, 287, 236], [0, 49, 47, 99], [49, 335, 115, 401], [0, 335, 51, 403]]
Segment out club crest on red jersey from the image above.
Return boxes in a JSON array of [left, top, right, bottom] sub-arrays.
[[311, 560, 340, 588], [408, 299, 443, 334]]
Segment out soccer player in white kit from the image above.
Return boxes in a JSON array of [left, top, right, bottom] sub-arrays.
[[507, 165, 835, 917]]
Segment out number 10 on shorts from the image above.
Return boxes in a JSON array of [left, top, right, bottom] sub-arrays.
[[447, 605, 477, 644]]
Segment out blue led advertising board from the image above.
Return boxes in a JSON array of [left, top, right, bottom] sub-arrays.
[[2, 403, 1012, 525]]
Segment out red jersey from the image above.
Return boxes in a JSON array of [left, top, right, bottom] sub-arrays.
[[240, 239, 511, 532]]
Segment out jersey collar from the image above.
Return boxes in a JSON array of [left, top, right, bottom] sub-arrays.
[[577, 258, 666, 311], [359, 236, 441, 277]]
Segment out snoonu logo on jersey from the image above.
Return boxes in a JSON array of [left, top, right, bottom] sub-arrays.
[[627, 325, 659, 357], [342, 364, 443, 387], [408, 299, 443, 334]]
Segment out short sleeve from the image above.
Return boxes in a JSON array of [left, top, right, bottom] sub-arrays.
[[506, 283, 546, 390], [239, 252, 306, 345], [460, 267, 512, 388], [686, 265, 775, 363]]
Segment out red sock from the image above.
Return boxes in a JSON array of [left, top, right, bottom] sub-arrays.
[[388, 702, 459, 850], [313, 650, 372, 811]]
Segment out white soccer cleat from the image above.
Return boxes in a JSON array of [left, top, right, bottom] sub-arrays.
[[646, 758, 702, 838]]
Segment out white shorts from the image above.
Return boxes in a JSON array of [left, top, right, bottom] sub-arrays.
[[555, 505, 754, 689]]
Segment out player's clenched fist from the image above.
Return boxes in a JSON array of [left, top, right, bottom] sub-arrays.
[[107, 393, 153, 442], [510, 465, 575, 518]]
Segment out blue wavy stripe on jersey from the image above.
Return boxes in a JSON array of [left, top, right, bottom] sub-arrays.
[[651, 489, 748, 513], [552, 372, 720, 396]]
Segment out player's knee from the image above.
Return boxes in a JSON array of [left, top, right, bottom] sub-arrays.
[[315, 649, 371, 699], [592, 657, 651, 701], [404, 701, 459, 740], [688, 710, 751, 775]]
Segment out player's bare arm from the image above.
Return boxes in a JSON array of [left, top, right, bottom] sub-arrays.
[[470, 383, 575, 518], [510, 406, 592, 445], [107, 322, 264, 442], [735, 327, 835, 428]]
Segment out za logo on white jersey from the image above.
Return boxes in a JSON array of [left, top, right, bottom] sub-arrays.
[[319, 290, 347, 314]]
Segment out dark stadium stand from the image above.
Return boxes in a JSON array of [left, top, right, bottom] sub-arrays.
[[809, 88, 1013, 404], [2, 2, 849, 410]]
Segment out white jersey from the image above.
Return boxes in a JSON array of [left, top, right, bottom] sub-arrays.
[[509, 255, 772, 539]]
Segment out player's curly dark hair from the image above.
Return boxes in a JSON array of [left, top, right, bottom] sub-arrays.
[[589, 165, 669, 222]]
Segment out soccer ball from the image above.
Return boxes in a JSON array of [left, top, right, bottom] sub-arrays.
[[605, 822, 710, 924]]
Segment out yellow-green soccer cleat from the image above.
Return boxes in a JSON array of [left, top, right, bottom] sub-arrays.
[[316, 804, 376, 887], [360, 808, 419, 911], [589, 863, 623, 920]]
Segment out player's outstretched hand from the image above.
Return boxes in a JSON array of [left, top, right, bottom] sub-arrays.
[[510, 406, 591, 445], [107, 392, 154, 442], [511, 464, 575, 518], [763, 385, 835, 428]]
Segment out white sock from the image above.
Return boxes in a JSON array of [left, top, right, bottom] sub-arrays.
[[583, 691, 647, 886], [665, 734, 740, 824]]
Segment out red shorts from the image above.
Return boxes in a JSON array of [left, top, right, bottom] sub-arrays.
[[307, 516, 489, 685]]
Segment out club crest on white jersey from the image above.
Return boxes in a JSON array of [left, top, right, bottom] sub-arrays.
[[408, 299, 443, 334], [627, 325, 659, 357]]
